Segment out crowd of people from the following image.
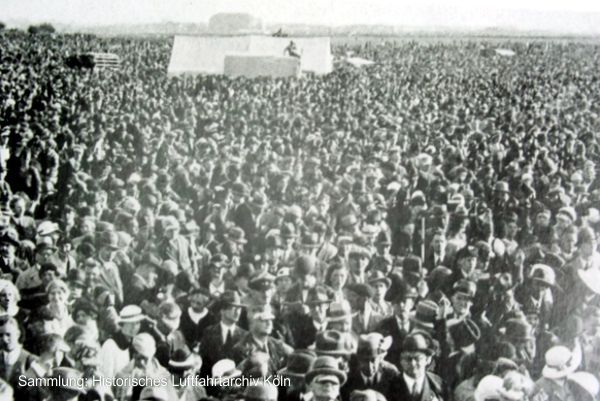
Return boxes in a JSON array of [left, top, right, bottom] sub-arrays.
[[0, 28, 599, 401]]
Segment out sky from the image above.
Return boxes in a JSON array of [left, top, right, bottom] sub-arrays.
[[3, 0, 600, 32]]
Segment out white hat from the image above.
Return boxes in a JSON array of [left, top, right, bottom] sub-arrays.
[[542, 346, 579, 379], [37, 221, 60, 237], [118, 305, 145, 324], [212, 359, 242, 379], [568, 372, 600, 398], [474, 375, 503, 401], [139, 386, 169, 401], [132, 333, 156, 359]]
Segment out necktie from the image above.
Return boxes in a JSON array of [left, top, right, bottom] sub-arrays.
[[412, 381, 419, 397], [225, 328, 233, 346]]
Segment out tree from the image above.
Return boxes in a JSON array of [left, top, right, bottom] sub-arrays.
[[0, 22, 5, 31]]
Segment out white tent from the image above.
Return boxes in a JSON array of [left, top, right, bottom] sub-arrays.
[[167, 36, 251, 76], [224, 54, 300, 78], [168, 35, 332, 76]]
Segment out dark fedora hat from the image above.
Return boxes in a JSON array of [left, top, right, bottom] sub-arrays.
[[401, 332, 434, 356], [315, 330, 355, 356], [218, 290, 245, 309], [305, 356, 347, 385], [367, 270, 391, 288], [168, 347, 202, 371], [226, 226, 247, 244], [410, 300, 438, 330], [306, 288, 332, 306], [403, 255, 426, 280], [504, 318, 534, 342], [278, 350, 317, 378]]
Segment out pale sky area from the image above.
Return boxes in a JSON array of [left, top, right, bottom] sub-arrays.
[[4, 0, 600, 32]]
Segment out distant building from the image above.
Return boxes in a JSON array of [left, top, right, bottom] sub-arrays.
[[208, 13, 265, 35]]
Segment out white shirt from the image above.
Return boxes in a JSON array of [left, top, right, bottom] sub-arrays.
[[403, 373, 425, 396], [220, 322, 235, 344], [209, 281, 225, 297]]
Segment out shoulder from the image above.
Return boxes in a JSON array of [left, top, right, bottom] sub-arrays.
[[426, 372, 444, 392], [380, 360, 400, 375]]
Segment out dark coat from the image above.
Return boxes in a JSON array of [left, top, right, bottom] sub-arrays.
[[341, 357, 400, 401], [392, 371, 445, 401], [178, 307, 218, 351], [199, 322, 247, 378], [376, 316, 411, 368], [231, 333, 293, 375]]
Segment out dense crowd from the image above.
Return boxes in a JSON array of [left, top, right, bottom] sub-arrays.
[[0, 29, 599, 401]]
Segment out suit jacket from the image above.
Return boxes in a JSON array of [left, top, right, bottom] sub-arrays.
[[231, 333, 293, 374], [199, 323, 247, 378], [392, 371, 445, 401], [0, 348, 38, 391], [376, 316, 410, 368], [178, 307, 218, 351], [341, 358, 399, 401], [283, 312, 324, 349]]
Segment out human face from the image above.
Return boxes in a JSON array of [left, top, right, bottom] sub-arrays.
[[120, 321, 141, 338], [432, 234, 446, 254], [36, 249, 55, 265], [536, 213, 550, 227], [459, 256, 477, 275], [48, 288, 67, 305], [0, 290, 15, 310], [560, 233, 577, 253], [580, 239, 597, 259], [330, 269, 348, 290], [0, 322, 19, 352], [358, 354, 382, 377], [394, 297, 414, 321], [451, 293, 472, 316], [189, 294, 209, 312], [210, 266, 225, 282], [251, 317, 273, 337], [275, 277, 292, 294], [400, 352, 429, 379], [310, 378, 341, 401], [372, 282, 388, 300], [0, 244, 15, 260], [310, 303, 328, 323], [221, 306, 242, 325]]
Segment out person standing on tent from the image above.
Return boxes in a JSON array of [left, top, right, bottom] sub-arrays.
[[284, 41, 301, 58]]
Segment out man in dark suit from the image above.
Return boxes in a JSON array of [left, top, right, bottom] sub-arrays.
[[233, 191, 267, 254], [341, 333, 399, 401], [231, 303, 293, 374], [424, 229, 451, 272], [199, 291, 247, 378], [376, 284, 418, 368], [178, 288, 217, 351], [284, 287, 331, 349], [392, 332, 445, 401]]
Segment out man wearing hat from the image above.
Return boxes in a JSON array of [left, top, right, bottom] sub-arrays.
[[278, 350, 317, 401], [126, 252, 161, 305], [153, 301, 187, 367], [377, 284, 418, 368], [284, 287, 331, 349], [446, 279, 477, 326], [178, 288, 217, 351], [424, 229, 451, 272], [115, 333, 171, 401], [0, 228, 22, 281], [200, 290, 247, 378], [233, 191, 268, 254], [515, 264, 555, 328], [392, 332, 444, 401], [231, 303, 293, 374], [306, 355, 347, 401], [450, 246, 480, 284], [16, 236, 57, 291], [285, 255, 325, 308], [347, 245, 372, 286], [341, 333, 399, 401], [367, 270, 393, 318], [168, 347, 206, 401], [95, 230, 125, 306], [158, 215, 192, 273]]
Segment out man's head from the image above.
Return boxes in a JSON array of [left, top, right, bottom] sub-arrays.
[[400, 333, 433, 380], [356, 334, 392, 378], [431, 230, 446, 255], [456, 246, 478, 276], [451, 280, 476, 317], [249, 304, 275, 337], [307, 356, 346, 401], [0, 316, 20, 352], [219, 291, 243, 325]]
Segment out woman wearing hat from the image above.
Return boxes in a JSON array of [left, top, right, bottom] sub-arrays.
[[168, 346, 206, 401]]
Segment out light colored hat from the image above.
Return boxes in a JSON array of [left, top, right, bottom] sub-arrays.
[[37, 221, 60, 237], [568, 372, 600, 399], [474, 375, 503, 401], [132, 333, 156, 358], [118, 305, 145, 324], [212, 359, 242, 379], [542, 346, 579, 379]]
